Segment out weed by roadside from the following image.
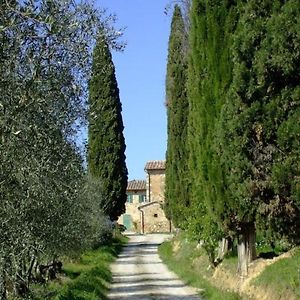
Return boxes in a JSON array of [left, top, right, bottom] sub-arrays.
[[252, 247, 300, 300], [30, 235, 128, 300], [158, 237, 241, 300]]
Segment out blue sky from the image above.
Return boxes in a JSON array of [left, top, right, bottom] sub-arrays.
[[98, 0, 171, 180]]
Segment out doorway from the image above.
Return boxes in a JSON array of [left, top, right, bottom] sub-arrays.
[[123, 214, 133, 231]]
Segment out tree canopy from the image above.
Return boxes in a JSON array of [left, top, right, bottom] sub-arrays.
[[88, 37, 128, 221], [165, 5, 189, 227], [0, 0, 123, 296], [165, 0, 300, 274]]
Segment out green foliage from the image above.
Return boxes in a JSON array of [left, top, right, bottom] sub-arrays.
[[165, 5, 189, 227], [165, 0, 191, 32], [88, 38, 128, 221], [218, 0, 300, 242], [173, 0, 299, 274], [30, 236, 128, 300], [0, 0, 124, 297], [185, 0, 238, 253]]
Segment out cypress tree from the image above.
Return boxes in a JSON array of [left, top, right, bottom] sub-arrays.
[[186, 0, 237, 262], [165, 5, 189, 228], [88, 37, 128, 220], [182, 0, 299, 275], [218, 0, 300, 275]]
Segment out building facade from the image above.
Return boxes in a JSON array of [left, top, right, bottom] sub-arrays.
[[119, 160, 171, 234], [122, 180, 146, 232]]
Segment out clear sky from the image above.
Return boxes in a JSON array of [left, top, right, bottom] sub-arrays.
[[98, 0, 171, 180]]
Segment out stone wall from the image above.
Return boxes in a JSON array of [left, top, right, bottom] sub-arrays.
[[140, 202, 170, 233], [146, 170, 165, 203]]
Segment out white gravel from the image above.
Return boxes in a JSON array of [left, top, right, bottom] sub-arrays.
[[107, 233, 201, 300]]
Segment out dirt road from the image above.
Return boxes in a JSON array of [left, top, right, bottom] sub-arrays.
[[108, 233, 200, 300]]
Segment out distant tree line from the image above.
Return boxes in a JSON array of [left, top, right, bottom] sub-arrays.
[[0, 0, 127, 298], [165, 0, 300, 276]]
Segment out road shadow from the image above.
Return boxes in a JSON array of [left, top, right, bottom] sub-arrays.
[[110, 283, 188, 294], [112, 277, 177, 284], [109, 294, 200, 300]]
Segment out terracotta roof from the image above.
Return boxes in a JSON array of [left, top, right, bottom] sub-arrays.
[[127, 180, 146, 191], [144, 160, 166, 170]]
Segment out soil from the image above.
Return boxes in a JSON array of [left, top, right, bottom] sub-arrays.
[[212, 251, 294, 300], [107, 233, 201, 300]]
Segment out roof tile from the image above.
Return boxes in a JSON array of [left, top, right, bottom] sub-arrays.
[[144, 160, 166, 170], [127, 180, 146, 191]]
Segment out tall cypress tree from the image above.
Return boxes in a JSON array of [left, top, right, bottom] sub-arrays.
[[181, 0, 298, 275], [88, 37, 128, 220], [218, 0, 300, 275], [165, 5, 189, 228], [186, 0, 237, 262]]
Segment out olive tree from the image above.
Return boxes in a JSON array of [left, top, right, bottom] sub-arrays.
[[0, 0, 123, 296]]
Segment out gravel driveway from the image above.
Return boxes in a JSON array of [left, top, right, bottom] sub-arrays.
[[108, 233, 201, 300]]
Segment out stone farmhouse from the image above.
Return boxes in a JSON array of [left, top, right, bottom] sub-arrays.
[[119, 160, 171, 234]]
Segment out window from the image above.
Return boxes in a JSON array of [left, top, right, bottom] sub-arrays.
[[139, 194, 146, 203], [127, 194, 133, 203]]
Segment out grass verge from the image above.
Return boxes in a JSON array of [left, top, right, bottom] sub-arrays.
[[158, 235, 241, 300], [252, 247, 300, 300], [32, 234, 128, 300]]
